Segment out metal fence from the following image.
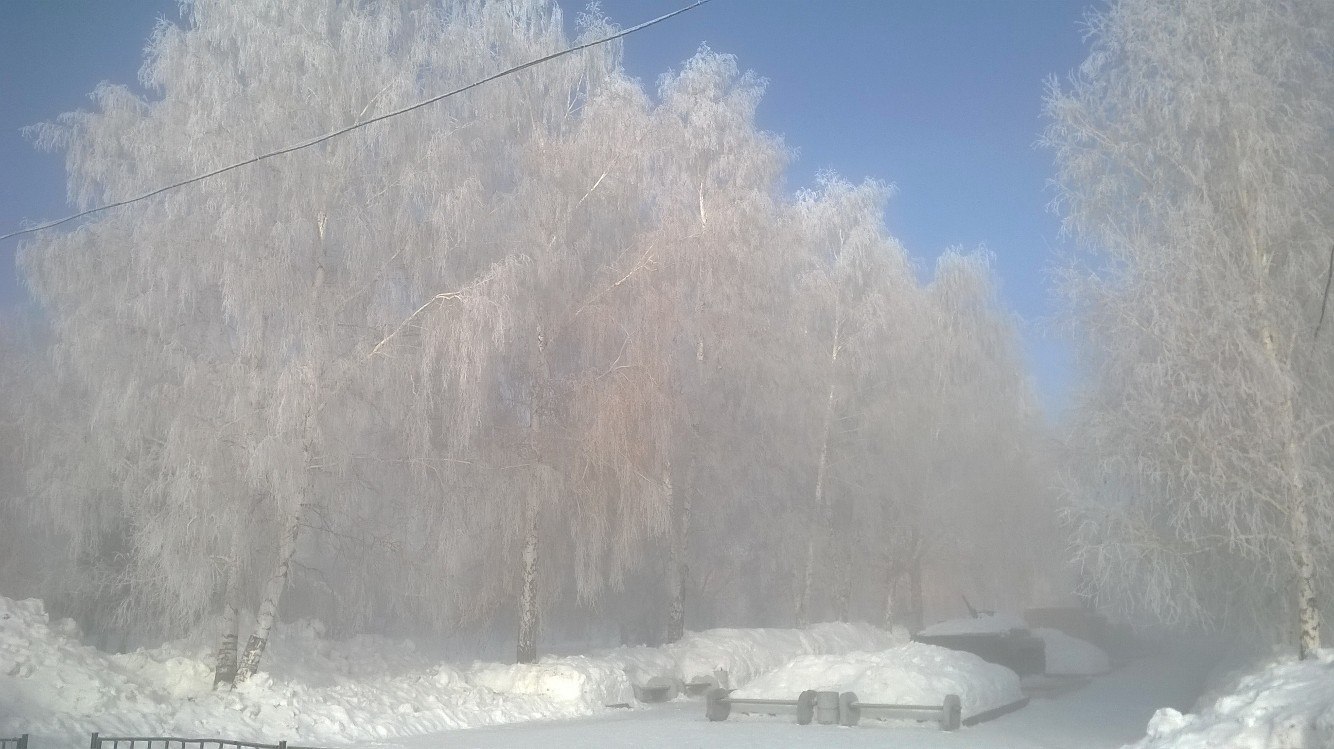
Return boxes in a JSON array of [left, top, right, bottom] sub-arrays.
[[89, 734, 331, 749], [0, 735, 28, 749], [91, 736, 286, 749]]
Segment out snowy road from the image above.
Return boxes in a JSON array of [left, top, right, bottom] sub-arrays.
[[392, 654, 1210, 749]]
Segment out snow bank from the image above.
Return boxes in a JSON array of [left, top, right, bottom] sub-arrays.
[[252, 618, 430, 684], [1032, 627, 1110, 676], [0, 596, 901, 745], [468, 656, 634, 706], [733, 642, 1023, 720], [918, 612, 1028, 636], [1129, 649, 1334, 749], [661, 622, 905, 689], [582, 622, 905, 693], [0, 597, 609, 743], [593, 644, 684, 689]]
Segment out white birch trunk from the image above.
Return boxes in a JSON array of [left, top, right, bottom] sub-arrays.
[[882, 574, 896, 630], [212, 557, 240, 689], [666, 324, 706, 642], [235, 371, 320, 684], [234, 502, 302, 683], [666, 460, 691, 643], [833, 544, 853, 622], [517, 324, 548, 664], [1293, 489, 1321, 658], [797, 311, 841, 627], [1251, 221, 1322, 659], [516, 493, 540, 664], [907, 555, 924, 633]]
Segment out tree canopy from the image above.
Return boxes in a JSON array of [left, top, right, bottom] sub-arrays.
[[4, 0, 1059, 679], [1048, 0, 1334, 654]]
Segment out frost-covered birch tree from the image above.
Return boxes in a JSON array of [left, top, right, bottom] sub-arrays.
[[0, 320, 53, 601], [788, 176, 911, 627], [1046, 0, 1334, 655], [909, 252, 1054, 624], [21, 0, 632, 681], [481, 60, 672, 662], [802, 245, 1053, 630], [10, 0, 1074, 666], [357, 6, 681, 662], [631, 48, 790, 641]]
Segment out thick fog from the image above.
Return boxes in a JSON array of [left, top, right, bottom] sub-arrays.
[[0, 0, 1063, 685], [5, 0, 1329, 698]]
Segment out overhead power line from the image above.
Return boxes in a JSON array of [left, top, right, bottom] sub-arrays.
[[0, 0, 712, 243]]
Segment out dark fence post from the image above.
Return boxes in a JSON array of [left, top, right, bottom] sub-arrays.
[[18, 735, 28, 749], [278, 742, 287, 749], [90, 733, 100, 749]]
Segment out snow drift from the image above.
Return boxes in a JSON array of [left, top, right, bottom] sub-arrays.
[[732, 642, 1023, 720], [1130, 649, 1334, 749], [0, 596, 901, 745], [655, 622, 905, 688]]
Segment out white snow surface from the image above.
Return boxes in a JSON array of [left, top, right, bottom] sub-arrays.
[[1129, 649, 1334, 749], [732, 642, 1023, 720], [650, 622, 908, 688], [1033, 628, 1111, 676], [917, 611, 1029, 636], [0, 596, 901, 745], [384, 654, 1215, 749]]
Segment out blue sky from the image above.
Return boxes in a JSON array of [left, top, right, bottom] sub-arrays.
[[0, 0, 1094, 418]]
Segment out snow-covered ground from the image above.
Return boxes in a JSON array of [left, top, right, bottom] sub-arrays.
[[601, 622, 908, 690], [0, 596, 902, 744], [391, 653, 1213, 749], [11, 595, 1328, 749], [1129, 649, 1334, 749]]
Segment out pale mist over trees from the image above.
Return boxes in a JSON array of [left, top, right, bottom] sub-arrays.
[[1048, 0, 1334, 658], [0, 0, 1061, 686]]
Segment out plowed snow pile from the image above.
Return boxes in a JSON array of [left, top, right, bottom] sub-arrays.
[[732, 642, 1023, 720], [643, 623, 906, 688], [1130, 649, 1334, 749], [0, 596, 903, 744]]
